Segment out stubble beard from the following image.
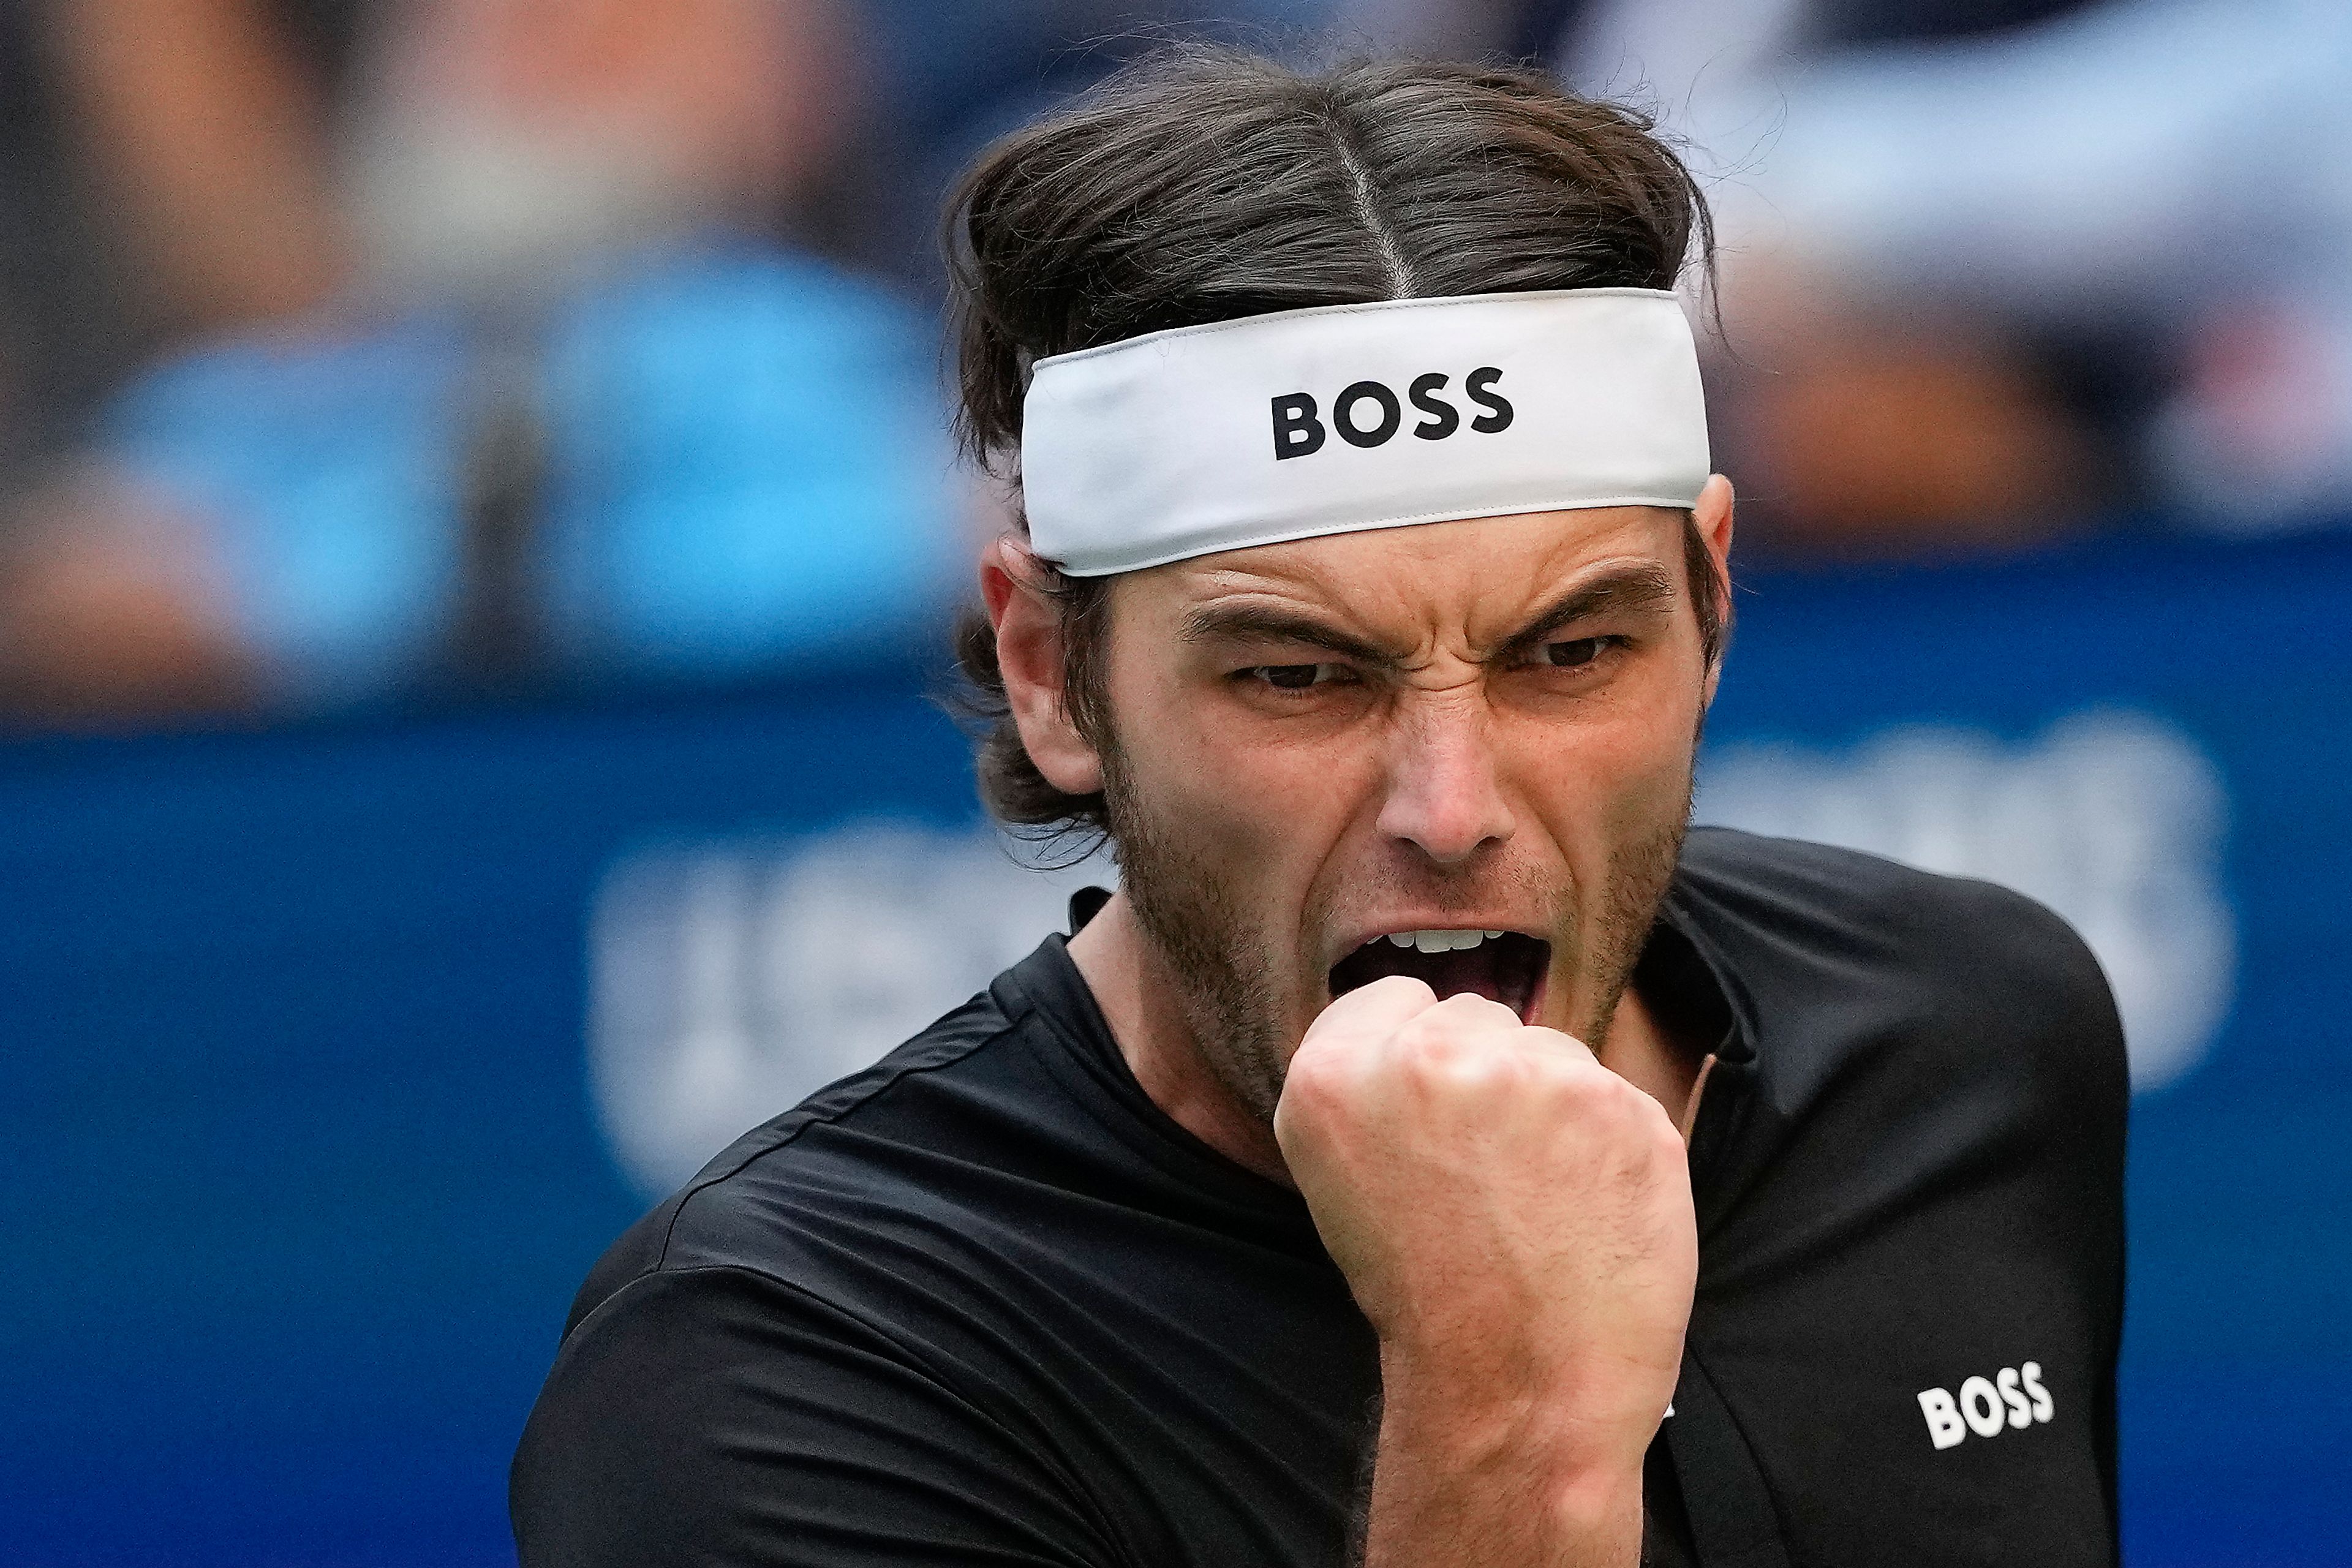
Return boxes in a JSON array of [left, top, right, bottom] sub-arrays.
[[1102, 739, 1695, 1128], [1573, 808, 1689, 1049], [1104, 745, 1295, 1123]]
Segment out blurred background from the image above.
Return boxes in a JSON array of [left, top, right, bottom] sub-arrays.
[[1, 1, 2345, 1564]]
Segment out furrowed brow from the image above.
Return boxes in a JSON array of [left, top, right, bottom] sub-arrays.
[[1178, 602, 1395, 666], [1496, 564, 1680, 659]]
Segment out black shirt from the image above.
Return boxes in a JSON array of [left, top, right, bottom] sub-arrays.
[[511, 829, 2127, 1567]]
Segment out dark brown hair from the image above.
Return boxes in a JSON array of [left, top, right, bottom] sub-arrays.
[[948, 45, 1723, 839]]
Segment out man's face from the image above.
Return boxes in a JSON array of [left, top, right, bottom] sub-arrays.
[[1090, 503, 1722, 1120]]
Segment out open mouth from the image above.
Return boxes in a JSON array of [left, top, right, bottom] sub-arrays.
[[1327, 930, 1551, 1023]]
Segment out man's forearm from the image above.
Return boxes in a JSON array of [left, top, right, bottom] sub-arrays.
[[1357, 1351, 1645, 1568]]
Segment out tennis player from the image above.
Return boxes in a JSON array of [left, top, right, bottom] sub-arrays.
[[513, 48, 2125, 1567]]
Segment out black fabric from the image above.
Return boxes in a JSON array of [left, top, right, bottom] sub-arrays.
[[513, 828, 2127, 1567]]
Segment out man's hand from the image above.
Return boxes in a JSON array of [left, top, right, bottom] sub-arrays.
[[1273, 976, 1697, 1566]]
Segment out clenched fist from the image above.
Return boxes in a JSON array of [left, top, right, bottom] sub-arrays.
[[1273, 976, 1697, 1564]]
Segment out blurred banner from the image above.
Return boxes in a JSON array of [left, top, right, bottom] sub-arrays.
[[4, 527, 2348, 1566]]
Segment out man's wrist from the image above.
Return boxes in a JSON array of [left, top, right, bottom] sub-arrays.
[[1376, 1332, 1642, 1461], [1369, 1341, 1646, 1563]]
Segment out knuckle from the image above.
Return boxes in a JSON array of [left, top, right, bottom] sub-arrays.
[[1391, 1019, 1523, 1094], [1393, 1011, 1471, 1063]]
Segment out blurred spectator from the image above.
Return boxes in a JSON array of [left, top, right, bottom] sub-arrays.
[[76, 244, 959, 707], [1, 0, 961, 725], [343, 0, 853, 305], [0, 0, 354, 719], [1549, 0, 2352, 552]]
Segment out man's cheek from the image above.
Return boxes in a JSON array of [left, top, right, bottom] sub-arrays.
[[1607, 750, 1694, 831], [1175, 744, 1334, 860], [1525, 738, 1691, 911], [1549, 710, 1694, 826], [1142, 763, 1317, 941]]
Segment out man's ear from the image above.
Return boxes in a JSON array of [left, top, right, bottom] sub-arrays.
[[1694, 474, 1735, 706], [980, 537, 1106, 797]]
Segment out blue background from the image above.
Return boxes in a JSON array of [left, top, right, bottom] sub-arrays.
[[4, 529, 2347, 1566]]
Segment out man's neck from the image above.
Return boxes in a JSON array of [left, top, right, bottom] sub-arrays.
[[1065, 892, 1702, 1188], [1066, 893, 1294, 1185], [1593, 978, 1702, 1132]]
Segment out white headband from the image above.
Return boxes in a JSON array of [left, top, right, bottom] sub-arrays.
[[1019, 288, 1709, 577]]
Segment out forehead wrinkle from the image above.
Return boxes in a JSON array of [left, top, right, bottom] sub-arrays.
[[1179, 556, 1492, 668], [1176, 564, 1428, 665]]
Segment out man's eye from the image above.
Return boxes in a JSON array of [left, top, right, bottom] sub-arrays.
[[1249, 663, 1350, 690], [1540, 637, 1613, 669]]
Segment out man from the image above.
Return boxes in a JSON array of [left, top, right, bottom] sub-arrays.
[[513, 48, 2125, 1567]]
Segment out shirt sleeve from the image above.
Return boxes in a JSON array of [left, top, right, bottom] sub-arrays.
[[510, 1264, 1120, 1567]]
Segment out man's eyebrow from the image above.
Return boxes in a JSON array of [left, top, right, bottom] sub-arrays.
[[1177, 602, 1396, 665], [1496, 563, 1680, 657], [1178, 562, 1682, 665]]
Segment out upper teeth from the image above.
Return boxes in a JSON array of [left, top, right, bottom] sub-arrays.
[[1385, 929, 1506, 953]]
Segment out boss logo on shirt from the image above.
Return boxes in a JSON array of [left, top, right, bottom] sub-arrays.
[[1270, 368, 1514, 459], [1917, 1362, 2055, 1450]]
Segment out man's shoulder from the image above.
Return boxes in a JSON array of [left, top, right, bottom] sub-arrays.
[[1675, 826, 2126, 1109], [1668, 831, 2125, 1568], [560, 982, 1039, 1342], [1679, 822, 2064, 929], [1678, 824, 2111, 1011]]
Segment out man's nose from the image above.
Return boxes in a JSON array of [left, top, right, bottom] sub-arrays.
[[1374, 695, 1515, 866]]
